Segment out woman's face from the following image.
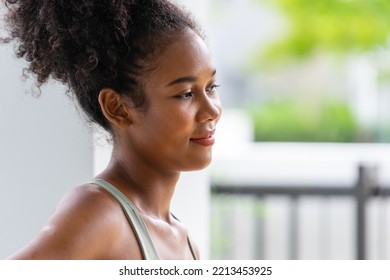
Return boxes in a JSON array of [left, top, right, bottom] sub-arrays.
[[127, 29, 222, 174]]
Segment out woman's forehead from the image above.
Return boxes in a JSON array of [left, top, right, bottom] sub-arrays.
[[149, 29, 215, 84]]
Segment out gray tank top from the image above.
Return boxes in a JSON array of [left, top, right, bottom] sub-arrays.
[[91, 178, 196, 260]]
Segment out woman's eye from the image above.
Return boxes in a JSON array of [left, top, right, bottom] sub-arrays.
[[207, 84, 221, 94], [177, 92, 193, 100]]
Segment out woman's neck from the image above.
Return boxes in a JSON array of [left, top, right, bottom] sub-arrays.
[[96, 146, 180, 222]]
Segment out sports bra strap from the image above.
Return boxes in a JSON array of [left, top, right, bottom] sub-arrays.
[[91, 179, 159, 260], [171, 213, 197, 260]]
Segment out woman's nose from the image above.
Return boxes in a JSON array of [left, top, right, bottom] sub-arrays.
[[196, 94, 222, 123]]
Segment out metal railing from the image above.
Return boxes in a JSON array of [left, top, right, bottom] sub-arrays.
[[212, 164, 388, 259]]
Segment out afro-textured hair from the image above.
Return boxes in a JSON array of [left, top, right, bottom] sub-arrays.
[[2, 0, 201, 131]]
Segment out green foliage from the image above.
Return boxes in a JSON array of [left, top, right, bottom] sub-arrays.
[[249, 98, 362, 142], [259, 0, 390, 63]]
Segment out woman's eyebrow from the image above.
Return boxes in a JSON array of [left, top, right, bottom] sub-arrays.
[[165, 69, 217, 87], [165, 76, 197, 87]]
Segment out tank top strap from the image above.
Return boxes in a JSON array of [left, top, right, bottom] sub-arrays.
[[186, 235, 198, 260], [91, 178, 159, 260], [171, 213, 197, 260]]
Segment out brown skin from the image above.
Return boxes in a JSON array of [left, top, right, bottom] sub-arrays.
[[8, 29, 222, 260]]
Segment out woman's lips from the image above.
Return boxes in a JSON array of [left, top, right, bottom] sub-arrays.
[[190, 133, 215, 146]]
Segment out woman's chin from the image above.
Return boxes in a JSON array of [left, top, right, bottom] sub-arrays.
[[183, 157, 213, 172]]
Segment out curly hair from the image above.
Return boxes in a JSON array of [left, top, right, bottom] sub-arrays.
[[2, 0, 201, 131]]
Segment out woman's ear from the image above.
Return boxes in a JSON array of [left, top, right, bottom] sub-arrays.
[[98, 88, 132, 129]]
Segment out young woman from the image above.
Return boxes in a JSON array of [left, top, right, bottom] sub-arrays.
[[3, 0, 222, 260]]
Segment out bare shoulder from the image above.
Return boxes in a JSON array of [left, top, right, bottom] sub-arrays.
[[9, 183, 140, 260]]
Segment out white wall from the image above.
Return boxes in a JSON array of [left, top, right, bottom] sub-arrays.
[[0, 43, 93, 258]]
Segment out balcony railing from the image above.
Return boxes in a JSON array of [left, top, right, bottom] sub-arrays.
[[212, 164, 388, 259]]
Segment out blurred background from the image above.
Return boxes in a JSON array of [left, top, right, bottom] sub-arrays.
[[2, 0, 390, 260], [206, 0, 390, 260]]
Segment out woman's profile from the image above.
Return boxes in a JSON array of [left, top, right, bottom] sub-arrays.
[[2, 0, 222, 260]]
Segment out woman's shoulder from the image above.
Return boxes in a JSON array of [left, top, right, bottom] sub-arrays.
[[9, 183, 141, 260], [59, 182, 122, 220]]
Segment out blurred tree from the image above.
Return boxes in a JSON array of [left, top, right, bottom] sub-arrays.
[[249, 98, 362, 142], [257, 0, 390, 64], [243, 0, 390, 143]]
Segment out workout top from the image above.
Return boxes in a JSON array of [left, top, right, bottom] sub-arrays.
[[91, 178, 197, 260]]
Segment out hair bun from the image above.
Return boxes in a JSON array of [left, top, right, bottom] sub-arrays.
[[2, 0, 200, 132]]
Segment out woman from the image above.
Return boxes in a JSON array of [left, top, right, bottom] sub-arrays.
[[3, 0, 222, 260]]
